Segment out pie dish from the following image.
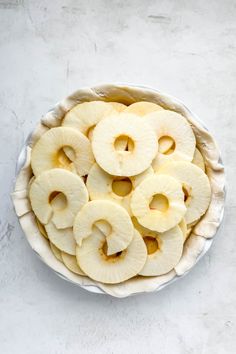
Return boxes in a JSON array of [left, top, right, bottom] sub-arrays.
[[12, 84, 225, 297]]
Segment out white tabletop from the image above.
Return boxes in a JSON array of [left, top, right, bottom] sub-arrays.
[[0, 1, 234, 353]]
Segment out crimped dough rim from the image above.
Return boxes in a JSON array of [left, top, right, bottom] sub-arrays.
[[12, 84, 225, 298]]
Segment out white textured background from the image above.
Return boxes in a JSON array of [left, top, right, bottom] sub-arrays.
[[0, 1, 234, 353]]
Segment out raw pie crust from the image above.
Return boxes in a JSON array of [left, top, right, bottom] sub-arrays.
[[12, 84, 225, 297]]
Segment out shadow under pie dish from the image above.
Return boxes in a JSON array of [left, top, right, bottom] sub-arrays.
[[12, 84, 225, 298]]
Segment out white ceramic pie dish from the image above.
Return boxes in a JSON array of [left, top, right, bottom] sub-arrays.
[[12, 84, 225, 298]]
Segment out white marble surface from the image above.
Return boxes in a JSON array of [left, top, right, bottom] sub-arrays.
[[0, 1, 234, 353]]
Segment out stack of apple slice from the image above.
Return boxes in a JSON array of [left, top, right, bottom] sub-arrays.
[[28, 101, 211, 284]]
